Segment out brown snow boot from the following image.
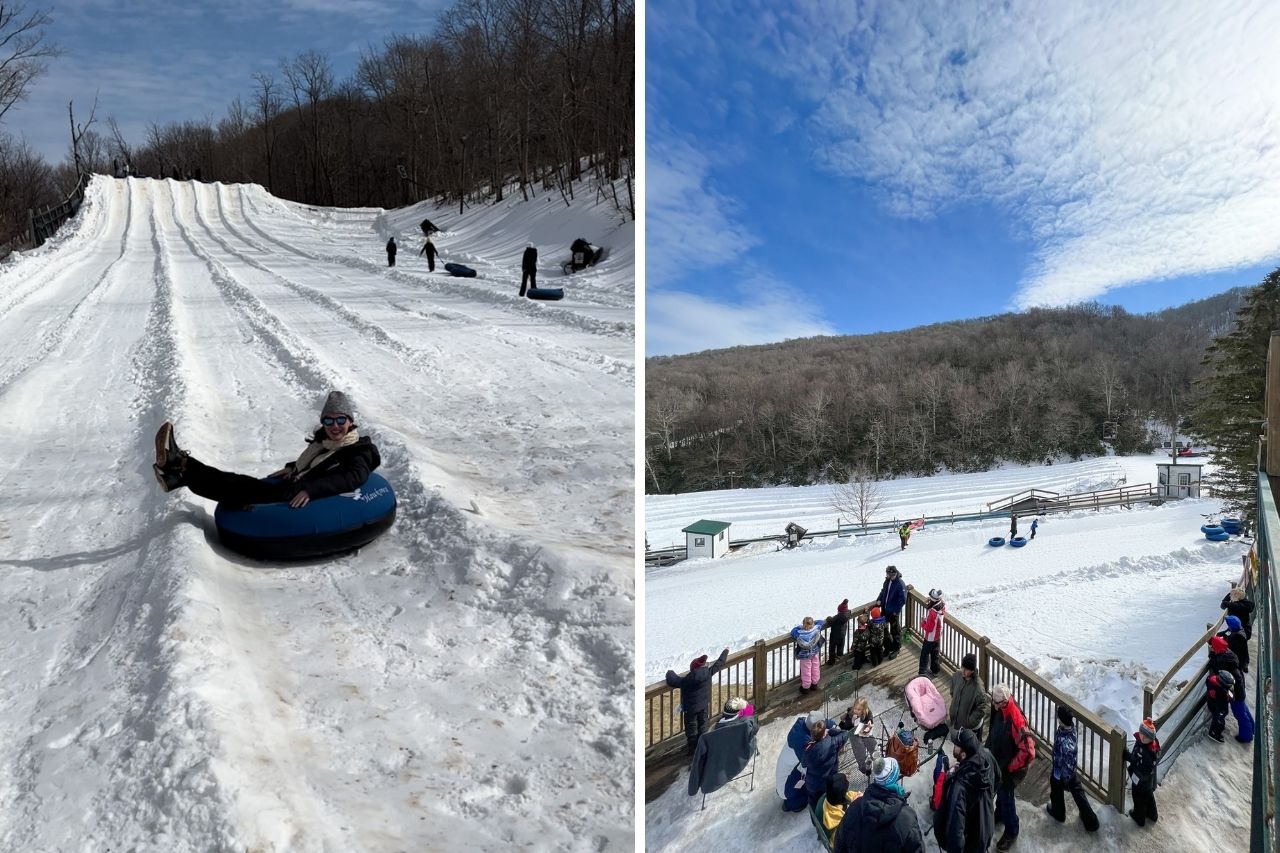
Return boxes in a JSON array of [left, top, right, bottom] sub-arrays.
[[153, 422, 188, 492]]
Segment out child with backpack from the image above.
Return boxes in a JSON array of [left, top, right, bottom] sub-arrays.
[[1206, 670, 1235, 743]]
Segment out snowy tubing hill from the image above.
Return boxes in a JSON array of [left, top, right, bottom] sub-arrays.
[[0, 176, 634, 851]]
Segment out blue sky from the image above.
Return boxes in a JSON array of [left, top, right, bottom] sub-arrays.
[[646, 0, 1280, 355], [10, 0, 450, 165]]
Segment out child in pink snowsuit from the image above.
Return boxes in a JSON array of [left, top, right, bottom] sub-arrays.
[[792, 616, 826, 694]]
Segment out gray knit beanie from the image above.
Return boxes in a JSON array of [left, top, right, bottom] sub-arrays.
[[321, 390, 355, 420]]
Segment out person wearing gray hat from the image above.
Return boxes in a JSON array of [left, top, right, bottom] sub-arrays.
[[152, 390, 380, 509]]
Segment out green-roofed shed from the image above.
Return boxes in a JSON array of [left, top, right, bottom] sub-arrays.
[[682, 519, 731, 559]]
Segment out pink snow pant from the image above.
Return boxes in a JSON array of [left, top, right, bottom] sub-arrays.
[[800, 656, 821, 688]]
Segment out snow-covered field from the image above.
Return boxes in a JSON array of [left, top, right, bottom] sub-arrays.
[[0, 175, 633, 851], [645, 454, 1255, 851]]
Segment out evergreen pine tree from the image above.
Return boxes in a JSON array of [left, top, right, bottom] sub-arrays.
[[1189, 268, 1280, 522]]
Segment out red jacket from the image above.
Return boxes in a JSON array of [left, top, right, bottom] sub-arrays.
[[921, 605, 946, 642], [990, 699, 1036, 775]]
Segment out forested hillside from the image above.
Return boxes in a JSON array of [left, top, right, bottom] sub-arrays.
[[1, 0, 634, 248], [645, 290, 1247, 494]]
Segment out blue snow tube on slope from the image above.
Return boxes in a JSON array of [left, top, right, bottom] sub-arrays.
[[527, 287, 564, 301], [214, 473, 397, 560], [1009, 536, 1027, 548], [444, 262, 477, 277], [1201, 524, 1225, 536], [1206, 530, 1231, 542], [1220, 518, 1243, 534], [988, 537, 1006, 547]]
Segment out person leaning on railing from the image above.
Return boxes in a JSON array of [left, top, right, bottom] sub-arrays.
[[1221, 584, 1255, 640], [665, 648, 729, 757]]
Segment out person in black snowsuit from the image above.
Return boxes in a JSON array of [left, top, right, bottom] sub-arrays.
[[419, 238, 437, 272], [1221, 585, 1255, 639], [1123, 719, 1160, 827], [826, 599, 852, 665], [153, 391, 379, 509], [420, 218, 439, 236], [934, 728, 997, 853], [520, 243, 538, 297], [834, 757, 925, 853], [664, 648, 729, 755], [386, 237, 397, 267]]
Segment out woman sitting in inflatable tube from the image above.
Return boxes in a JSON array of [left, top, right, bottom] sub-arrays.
[[152, 390, 393, 557]]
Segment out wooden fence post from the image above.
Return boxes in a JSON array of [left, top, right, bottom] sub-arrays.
[[978, 636, 991, 687], [1142, 684, 1154, 722], [1108, 726, 1128, 812], [752, 640, 767, 712]]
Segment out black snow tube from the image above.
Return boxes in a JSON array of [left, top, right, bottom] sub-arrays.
[[1009, 536, 1027, 548], [988, 537, 1006, 547], [444, 263, 476, 277], [527, 287, 564, 301], [214, 473, 397, 560]]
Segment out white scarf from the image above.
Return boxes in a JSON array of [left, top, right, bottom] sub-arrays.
[[291, 428, 360, 478]]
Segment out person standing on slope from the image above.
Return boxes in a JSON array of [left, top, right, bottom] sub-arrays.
[[520, 242, 538, 297], [419, 236, 437, 272], [898, 521, 912, 550], [153, 391, 380, 509], [386, 237, 397, 267], [876, 566, 908, 659], [1029, 518, 1038, 540], [664, 648, 729, 756]]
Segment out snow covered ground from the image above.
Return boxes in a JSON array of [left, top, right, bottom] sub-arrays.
[[0, 175, 633, 851], [644, 454, 1256, 851]]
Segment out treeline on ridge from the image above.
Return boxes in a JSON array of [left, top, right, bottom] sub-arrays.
[[1, 0, 634, 246], [645, 291, 1247, 494]]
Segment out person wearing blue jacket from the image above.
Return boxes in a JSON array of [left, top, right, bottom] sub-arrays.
[[804, 720, 849, 806], [1044, 707, 1098, 831], [792, 616, 826, 694], [877, 566, 908, 658]]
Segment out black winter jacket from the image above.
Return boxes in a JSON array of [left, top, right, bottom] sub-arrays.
[[935, 749, 998, 853], [1124, 738, 1160, 793], [522, 246, 538, 272], [1221, 595, 1255, 635], [827, 610, 852, 647], [1217, 629, 1250, 672], [665, 649, 728, 715], [834, 782, 925, 852], [1210, 650, 1247, 702], [287, 431, 381, 500]]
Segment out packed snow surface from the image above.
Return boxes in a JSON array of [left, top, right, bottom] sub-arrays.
[[0, 176, 633, 851], [646, 455, 1255, 851]]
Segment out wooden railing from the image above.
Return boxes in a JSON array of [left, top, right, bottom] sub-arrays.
[[646, 586, 1131, 811], [28, 171, 90, 248]]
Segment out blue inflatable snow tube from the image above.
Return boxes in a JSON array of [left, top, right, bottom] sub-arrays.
[[444, 262, 476, 277], [1221, 518, 1243, 534], [1009, 536, 1028, 548], [214, 473, 397, 560], [988, 537, 1006, 547], [527, 287, 564, 301], [1206, 530, 1231, 542], [1201, 524, 1225, 536]]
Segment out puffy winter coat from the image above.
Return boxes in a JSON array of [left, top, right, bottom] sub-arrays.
[[1218, 628, 1250, 672], [867, 619, 887, 649], [986, 699, 1034, 786], [1210, 649, 1247, 702], [935, 749, 998, 853], [804, 730, 849, 796], [949, 672, 990, 733], [664, 649, 728, 715], [1124, 736, 1160, 793], [834, 782, 925, 853], [1052, 726, 1078, 781], [1206, 674, 1232, 716], [286, 430, 381, 500], [850, 624, 872, 654], [1221, 594, 1255, 635], [921, 604, 946, 642], [828, 610, 852, 649], [878, 577, 907, 616], [792, 622, 826, 659]]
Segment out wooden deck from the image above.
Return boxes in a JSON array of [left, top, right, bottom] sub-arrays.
[[646, 636, 1055, 806]]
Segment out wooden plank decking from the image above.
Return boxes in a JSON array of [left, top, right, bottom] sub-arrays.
[[646, 635, 1055, 807]]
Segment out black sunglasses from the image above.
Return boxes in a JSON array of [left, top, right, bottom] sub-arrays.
[[321, 416, 350, 426]]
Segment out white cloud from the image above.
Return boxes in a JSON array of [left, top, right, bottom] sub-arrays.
[[646, 275, 835, 356], [646, 124, 759, 288], [718, 0, 1280, 306]]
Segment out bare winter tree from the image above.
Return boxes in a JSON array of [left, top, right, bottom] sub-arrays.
[[0, 3, 61, 124], [830, 463, 885, 532]]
